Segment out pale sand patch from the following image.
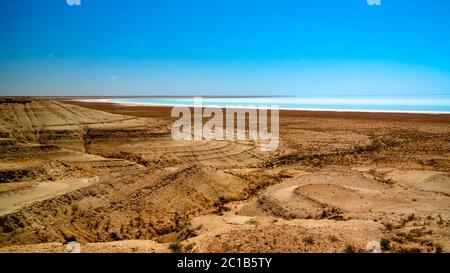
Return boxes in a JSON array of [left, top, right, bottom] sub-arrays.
[[385, 170, 450, 195], [0, 177, 97, 216]]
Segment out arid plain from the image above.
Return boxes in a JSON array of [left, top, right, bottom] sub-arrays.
[[0, 97, 449, 253]]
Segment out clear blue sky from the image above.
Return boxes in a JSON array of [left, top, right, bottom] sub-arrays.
[[0, 0, 449, 96]]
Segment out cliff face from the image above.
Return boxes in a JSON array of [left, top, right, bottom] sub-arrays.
[[0, 98, 276, 249], [0, 98, 153, 151]]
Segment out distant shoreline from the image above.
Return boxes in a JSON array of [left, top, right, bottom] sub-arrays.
[[66, 97, 450, 115]]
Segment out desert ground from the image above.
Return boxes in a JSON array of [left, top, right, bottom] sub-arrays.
[[0, 97, 449, 253]]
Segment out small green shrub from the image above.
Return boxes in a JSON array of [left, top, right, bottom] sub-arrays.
[[169, 242, 183, 253], [344, 245, 355, 253], [303, 236, 314, 245], [380, 238, 391, 251]]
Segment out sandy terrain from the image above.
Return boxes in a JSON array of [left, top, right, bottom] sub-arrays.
[[0, 97, 449, 253]]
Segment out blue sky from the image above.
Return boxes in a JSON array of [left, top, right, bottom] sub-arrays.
[[0, 0, 449, 96]]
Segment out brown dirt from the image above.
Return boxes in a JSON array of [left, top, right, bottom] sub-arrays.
[[0, 97, 449, 253]]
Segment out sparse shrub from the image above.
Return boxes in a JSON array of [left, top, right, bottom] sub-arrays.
[[1, 224, 14, 233], [169, 242, 183, 253], [424, 240, 434, 247], [320, 207, 341, 219], [110, 232, 120, 241], [329, 236, 339, 243], [105, 221, 111, 232], [384, 222, 394, 230], [184, 243, 194, 252], [136, 214, 143, 227], [407, 213, 416, 222], [172, 212, 181, 229], [213, 196, 230, 214], [380, 238, 391, 251], [401, 213, 416, 225], [134, 230, 141, 239], [303, 236, 314, 245], [194, 224, 203, 230], [71, 204, 79, 215], [435, 244, 443, 253], [344, 245, 355, 253], [177, 226, 197, 240]]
